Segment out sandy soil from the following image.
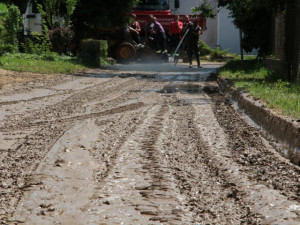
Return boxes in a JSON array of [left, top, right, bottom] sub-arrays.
[[0, 63, 300, 224]]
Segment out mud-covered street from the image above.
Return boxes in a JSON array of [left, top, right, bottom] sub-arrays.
[[1, 63, 300, 224]]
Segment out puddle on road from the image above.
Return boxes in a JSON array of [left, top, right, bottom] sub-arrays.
[[89, 72, 213, 82], [159, 83, 203, 94], [12, 119, 102, 225], [158, 83, 219, 95], [86, 64, 218, 83]]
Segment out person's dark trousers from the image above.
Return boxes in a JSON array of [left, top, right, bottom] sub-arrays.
[[155, 33, 166, 52], [187, 46, 200, 67], [170, 33, 180, 53], [132, 33, 140, 44]]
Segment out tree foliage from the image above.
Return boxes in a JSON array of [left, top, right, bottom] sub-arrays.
[[70, 0, 139, 54], [218, 0, 287, 55], [35, 0, 78, 30], [32, 0, 77, 54], [192, 0, 216, 19], [73, 0, 140, 28], [2, 0, 30, 13]]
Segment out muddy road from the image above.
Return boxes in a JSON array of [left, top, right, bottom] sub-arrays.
[[1, 64, 300, 224]]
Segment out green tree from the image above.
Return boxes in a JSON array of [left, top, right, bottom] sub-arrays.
[[3, 4, 23, 52], [192, 0, 216, 19], [73, 0, 139, 28], [2, 0, 30, 13], [34, 0, 78, 30], [71, 0, 139, 54], [32, 0, 78, 54], [218, 0, 286, 56], [64, 0, 77, 26]]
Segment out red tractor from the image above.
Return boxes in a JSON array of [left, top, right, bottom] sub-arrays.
[[95, 0, 206, 62]]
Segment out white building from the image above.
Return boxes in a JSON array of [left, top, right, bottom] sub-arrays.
[[170, 0, 241, 54]]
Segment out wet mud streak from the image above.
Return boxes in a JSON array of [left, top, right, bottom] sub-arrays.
[[11, 120, 102, 225], [91, 104, 188, 224], [0, 123, 72, 220]]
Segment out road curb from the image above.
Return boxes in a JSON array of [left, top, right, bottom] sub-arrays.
[[217, 77, 300, 164]]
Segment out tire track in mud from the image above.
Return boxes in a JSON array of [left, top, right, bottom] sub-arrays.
[[136, 104, 185, 223], [0, 123, 73, 221], [161, 101, 256, 224], [1, 102, 145, 131], [159, 89, 300, 224], [0, 78, 149, 130], [90, 103, 191, 224], [0, 76, 114, 108], [0, 77, 154, 223], [91, 105, 152, 183], [4, 104, 153, 224]]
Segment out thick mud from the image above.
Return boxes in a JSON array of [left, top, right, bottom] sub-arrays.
[[1, 63, 300, 224]]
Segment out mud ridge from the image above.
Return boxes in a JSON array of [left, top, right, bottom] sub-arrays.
[[210, 92, 300, 203], [218, 78, 300, 164]]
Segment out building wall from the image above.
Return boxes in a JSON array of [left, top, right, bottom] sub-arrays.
[[218, 7, 240, 53]]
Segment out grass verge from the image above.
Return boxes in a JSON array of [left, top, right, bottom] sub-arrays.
[[218, 59, 300, 119], [0, 53, 87, 74]]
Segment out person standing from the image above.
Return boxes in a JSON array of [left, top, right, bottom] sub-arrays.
[[185, 18, 202, 68], [169, 15, 183, 53], [151, 17, 167, 53], [129, 14, 141, 44], [179, 15, 192, 55], [181, 15, 191, 38]]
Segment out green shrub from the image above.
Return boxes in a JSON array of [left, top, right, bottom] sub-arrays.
[[49, 25, 74, 54], [199, 39, 213, 56], [99, 40, 108, 64], [210, 47, 228, 61], [79, 39, 108, 67], [22, 34, 51, 55], [0, 43, 15, 56], [199, 39, 230, 61]]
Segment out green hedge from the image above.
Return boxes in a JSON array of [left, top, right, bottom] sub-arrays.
[[79, 39, 108, 67]]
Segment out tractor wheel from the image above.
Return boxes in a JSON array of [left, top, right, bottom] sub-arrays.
[[115, 42, 136, 62]]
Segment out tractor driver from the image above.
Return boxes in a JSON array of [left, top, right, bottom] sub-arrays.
[[129, 14, 141, 44]]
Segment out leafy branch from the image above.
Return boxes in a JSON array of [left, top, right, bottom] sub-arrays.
[[192, 1, 216, 19]]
